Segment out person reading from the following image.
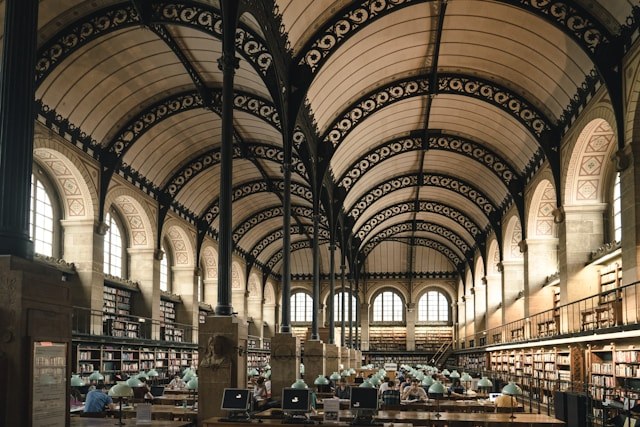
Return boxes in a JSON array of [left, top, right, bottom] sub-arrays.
[[334, 378, 350, 399], [401, 379, 427, 402], [168, 374, 186, 390], [83, 384, 116, 413]]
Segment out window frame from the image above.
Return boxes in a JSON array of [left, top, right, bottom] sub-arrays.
[[103, 208, 128, 279], [290, 291, 313, 324], [333, 291, 358, 323], [612, 171, 621, 244], [159, 241, 172, 293], [416, 289, 451, 325], [370, 289, 405, 325], [30, 166, 62, 258]]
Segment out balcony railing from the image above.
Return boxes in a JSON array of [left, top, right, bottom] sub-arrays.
[[71, 306, 197, 344], [460, 280, 640, 349]]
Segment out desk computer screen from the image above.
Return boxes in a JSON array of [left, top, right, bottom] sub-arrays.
[[350, 387, 378, 411], [282, 388, 311, 413], [221, 388, 251, 411]]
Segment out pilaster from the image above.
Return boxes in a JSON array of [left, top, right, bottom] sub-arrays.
[[172, 266, 198, 342], [360, 303, 370, 351], [621, 142, 640, 283], [304, 340, 326, 388], [525, 238, 559, 316], [502, 258, 525, 325], [340, 347, 351, 370], [325, 343, 339, 375], [406, 302, 416, 351], [128, 248, 160, 331]]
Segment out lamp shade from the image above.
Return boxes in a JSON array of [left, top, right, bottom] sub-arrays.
[[187, 377, 198, 390], [88, 371, 104, 381], [183, 370, 195, 381], [369, 376, 381, 386], [264, 370, 271, 379], [248, 368, 259, 376], [461, 372, 473, 382], [264, 364, 271, 370], [359, 380, 374, 388], [314, 375, 329, 385], [330, 372, 341, 381], [136, 371, 148, 380], [126, 377, 143, 387], [291, 379, 308, 389], [70, 374, 85, 387], [348, 368, 356, 375], [428, 381, 446, 394], [441, 369, 450, 376], [109, 382, 134, 398], [341, 369, 350, 377], [146, 368, 159, 378], [449, 370, 461, 379], [502, 381, 523, 396], [477, 377, 493, 388], [421, 376, 434, 387]]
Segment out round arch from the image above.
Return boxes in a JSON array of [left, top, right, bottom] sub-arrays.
[[105, 186, 156, 249], [503, 214, 524, 261], [527, 179, 558, 239], [200, 242, 218, 280], [162, 218, 196, 268]]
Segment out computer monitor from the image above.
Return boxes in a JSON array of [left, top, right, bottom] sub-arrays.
[[489, 392, 502, 402], [354, 377, 364, 384], [221, 388, 251, 412], [350, 387, 378, 411], [282, 388, 311, 413], [150, 385, 164, 397]]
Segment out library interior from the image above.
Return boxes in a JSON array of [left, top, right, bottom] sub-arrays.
[[2, 1, 640, 426]]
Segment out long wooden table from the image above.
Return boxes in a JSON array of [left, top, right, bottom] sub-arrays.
[[205, 411, 565, 427], [71, 419, 191, 426], [119, 404, 197, 421]]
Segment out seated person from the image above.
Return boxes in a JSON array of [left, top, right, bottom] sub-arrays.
[[378, 377, 391, 396], [252, 377, 269, 410], [448, 378, 466, 397], [335, 378, 350, 399], [381, 382, 401, 406], [168, 374, 186, 390], [401, 379, 428, 402], [494, 393, 519, 409], [83, 384, 116, 413], [132, 377, 154, 401]]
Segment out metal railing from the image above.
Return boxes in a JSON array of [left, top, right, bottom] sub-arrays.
[[72, 306, 198, 344], [461, 280, 640, 349]]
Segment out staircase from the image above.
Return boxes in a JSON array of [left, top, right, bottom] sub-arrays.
[[432, 341, 454, 369]]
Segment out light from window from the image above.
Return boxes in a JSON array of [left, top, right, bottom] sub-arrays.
[[418, 290, 449, 322], [197, 274, 203, 302], [372, 291, 403, 322], [104, 212, 123, 277], [29, 175, 54, 256], [160, 246, 169, 292], [291, 292, 313, 322], [613, 172, 621, 243], [334, 291, 357, 322]]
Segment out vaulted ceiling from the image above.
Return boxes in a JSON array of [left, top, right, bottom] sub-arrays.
[[28, 0, 638, 279]]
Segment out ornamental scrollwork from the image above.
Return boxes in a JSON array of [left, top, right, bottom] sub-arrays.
[[413, 237, 463, 266], [349, 175, 419, 220], [251, 227, 330, 259], [299, 0, 415, 72], [267, 240, 325, 269], [364, 221, 470, 254], [324, 78, 430, 147], [234, 95, 281, 130], [233, 205, 321, 243]]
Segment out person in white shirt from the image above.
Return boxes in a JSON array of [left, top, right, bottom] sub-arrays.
[[168, 374, 186, 390]]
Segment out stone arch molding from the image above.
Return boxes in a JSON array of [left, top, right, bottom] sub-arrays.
[[564, 118, 617, 205], [528, 179, 558, 239], [411, 282, 456, 306], [248, 273, 262, 300], [263, 281, 276, 306], [105, 186, 156, 249], [504, 214, 523, 260], [366, 284, 408, 307], [200, 243, 218, 280], [33, 147, 96, 221], [162, 219, 195, 267], [231, 261, 244, 290], [487, 237, 501, 275]]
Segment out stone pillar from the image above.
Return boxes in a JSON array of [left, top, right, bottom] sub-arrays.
[[406, 302, 416, 350], [203, 277, 217, 309], [354, 349, 362, 368], [129, 248, 160, 337], [325, 343, 339, 375], [621, 144, 640, 283], [0, 256, 71, 427], [559, 204, 606, 303], [473, 282, 486, 337], [502, 259, 524, 323], [360, 303, 370, 351], [198, 315, 248, 422], [464, 293, 475, 343], [0, 0, 38, 259], [526, 238, 558, 316], [485, 271, 502, 332], [232, 288, 247, 320], [270, 333, 301, 400], [341, 347, 351, 370], [457, 299, 466, 346], [350, 349, 358, 370], [304, 340, 325, 388], [172, 266, 198, 342], [263, 303, 276, 338], [62, 219, 105, 334]]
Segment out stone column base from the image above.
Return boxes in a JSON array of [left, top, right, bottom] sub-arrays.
[[270, 333, 300, 400]]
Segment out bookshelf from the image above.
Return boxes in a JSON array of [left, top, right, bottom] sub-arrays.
[[160, 299, 184, 342], [103, 286, 139, 338], [364, 352, 435, 367], [368, 326, 406, 351], [414, 326, 453, 351], [582, 262, 623, 331], [457, 352, 488, 374]]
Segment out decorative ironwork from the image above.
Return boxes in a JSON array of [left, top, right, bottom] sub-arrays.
[[348, 173, 496, 220], [298, 0, 417, 72], [355, 200, 481, 241], [233, 205, 326, 243], [36, 2, 272, 85], [234, 94, 281, 130], [250, 226, 330, 260], [324, 74, 551, 151], [266, 239, 328, 270], [362, 220, 470, 254], [362, 236, 462, 267], [201, 179, 313, 225], [338, 131, 519, 191], [324, 77, 430, 147]]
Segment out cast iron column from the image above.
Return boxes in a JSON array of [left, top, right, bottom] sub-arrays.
[[348, 276, 353, 348], [311, 211, 320, 340], [0, 0, 38, 259], [328, 241, 336, 344], [215, 0, 239, 315], [340, 262, 346, 346], [280, 157, 292, 332]]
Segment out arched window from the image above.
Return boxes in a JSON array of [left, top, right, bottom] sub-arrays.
[[291, 292, 313, 322], [418, 290, 449, 322], [334, 291, 358, 322], [613, 172, 621, 243], [372, 290, 403, 322], [197, 268, 204, 302], [159, 244, 170, 292], [104, 211, 125, 278], [29, 173, 55, 256]]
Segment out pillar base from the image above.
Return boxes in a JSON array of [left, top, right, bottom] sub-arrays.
[[0, 233, 33, 259], [270, 333, 300, 399], [325, 344, 339, 375], [304, 340, 325, 389]]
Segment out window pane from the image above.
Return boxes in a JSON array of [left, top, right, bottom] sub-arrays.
[[372, 291, 403, 322], [417, 290, 448, 322], [104, 212, 123, 278], [160, 247, 169, 292], [29, 176, 54, 257], [333, 292, 357, 322], [613, 172, 621, 243], [291, 292, 312, 322]]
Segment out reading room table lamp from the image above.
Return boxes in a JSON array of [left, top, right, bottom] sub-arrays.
[[146, 368, 159, 385], [109, 382, 134, 425], [187, 376, 198, 407], [501, 381, 523, 420], [460, 372, 473, 394], [329, 371, 341, 388], [477, 376, 493, 395], [88, 370, 104, 386], [428, 380, 446, 418]]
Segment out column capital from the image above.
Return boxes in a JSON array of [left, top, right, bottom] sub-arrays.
[[217, 54, 240, 72]]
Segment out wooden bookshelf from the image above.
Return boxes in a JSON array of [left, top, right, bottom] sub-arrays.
[[414, 326, 453, 351], [160, 299, 184, 342], [368, 326, 406, 351], [457, 352, 488, 374], [103, 286, 139, 338]]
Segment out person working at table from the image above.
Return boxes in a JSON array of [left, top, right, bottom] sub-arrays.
[[168, 374, 186, 390], [401, 379, 428, 402], [335, 378, 350, 399], [83, 384, 116, 413], [494, 393, 519, 409]]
